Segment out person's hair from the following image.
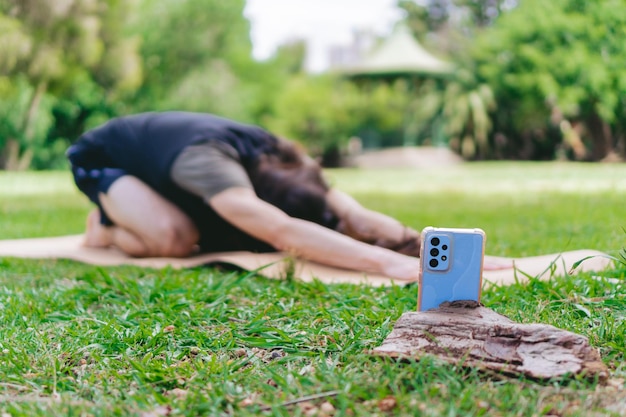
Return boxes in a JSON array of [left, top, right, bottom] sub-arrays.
[[249, 138, 339, 230]]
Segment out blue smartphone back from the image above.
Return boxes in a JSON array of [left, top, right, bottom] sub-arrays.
[[418, 227, 485, 311]]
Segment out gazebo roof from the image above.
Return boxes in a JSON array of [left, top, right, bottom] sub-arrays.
[[341, 26, 452, 77]]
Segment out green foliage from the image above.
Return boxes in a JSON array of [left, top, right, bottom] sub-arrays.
[[3, 0, 626, 168], [267, 75, 360, 154], [0, 0, 143, 170], [0, 0, 295, 169], [0, 75, 56, 169], [354, 80, 411, 148], [397, 0, 512, 42], [442, 69, 495, 159], [267, 76, 412, 162], [471, 0, 626, 160], [131, 0, 256, 117], [0, 12, 31, 73], [400, 0, 626, 161]]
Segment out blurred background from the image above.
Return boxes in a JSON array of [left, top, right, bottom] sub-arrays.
[[0, 0, 624, 170]]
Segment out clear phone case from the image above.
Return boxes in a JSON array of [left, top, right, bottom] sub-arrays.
[[418, 227, 485, 311]]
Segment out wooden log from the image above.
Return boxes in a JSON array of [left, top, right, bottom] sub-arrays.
[[373, 300, 609, 382]]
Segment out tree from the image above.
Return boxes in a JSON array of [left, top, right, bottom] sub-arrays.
[[441, 69, 495, 159], [130, 0, 258, 119], [473, 0, 626, 160], [0, 0, 308, 169], [399, 0, 626, 160], [0, 0, 142, 169], [266, 75, 413, 165], [265, 75, 361, 162], [397, 0, 516, 45], [395, 0, 511, 160]]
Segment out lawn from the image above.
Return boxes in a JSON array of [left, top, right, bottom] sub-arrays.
[[1, 162, 625, 416]]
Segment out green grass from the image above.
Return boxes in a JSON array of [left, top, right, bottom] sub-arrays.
[[1, 163, 625, 416]]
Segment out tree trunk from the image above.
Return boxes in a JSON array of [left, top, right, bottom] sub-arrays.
[[586, 110, 613, 161], [2, 139, 33, 171], [617, 133, 626, 158], [23, 80, 48, 140], [373, 300, 609, 382], [5, 80, 49, 171], [3, 139, 20, 171]]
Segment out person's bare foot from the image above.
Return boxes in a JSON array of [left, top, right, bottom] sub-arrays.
[[83, 209, 113, 248]]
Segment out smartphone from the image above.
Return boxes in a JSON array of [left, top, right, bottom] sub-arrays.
[[417, 227, 486, 311]]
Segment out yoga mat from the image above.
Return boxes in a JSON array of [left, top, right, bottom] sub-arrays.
[[0, 235, 613, 286]]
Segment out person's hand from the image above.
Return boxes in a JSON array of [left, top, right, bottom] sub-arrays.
[[382, 254, 512, 281], [379, 229, 421, 257], [381, 255, 421, 282]]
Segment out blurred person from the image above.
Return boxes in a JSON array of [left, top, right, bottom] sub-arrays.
[[67, 111, 422, 281]]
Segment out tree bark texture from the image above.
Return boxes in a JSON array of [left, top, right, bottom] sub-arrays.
[[373, 301, 609, 382]]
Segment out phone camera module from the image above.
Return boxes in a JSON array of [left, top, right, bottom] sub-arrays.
[[430, 248, 439, 256], [429, 259, 439, 268], [442, 244, 448, 250], [431, 237, 440, 246]]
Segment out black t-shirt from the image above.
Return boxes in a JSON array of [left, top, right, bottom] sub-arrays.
[[67, 112, 280, 252], [68, 111, 277, 190]]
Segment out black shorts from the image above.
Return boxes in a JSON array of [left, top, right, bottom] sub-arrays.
[[71, 166, 127, 226]]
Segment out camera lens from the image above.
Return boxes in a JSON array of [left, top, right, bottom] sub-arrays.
[[430, 248, 439, 257], [442, 244, 448, 250], [431, 237, 440, 246], [429, 259, 439, 268], [441, 255, 447, 261]]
